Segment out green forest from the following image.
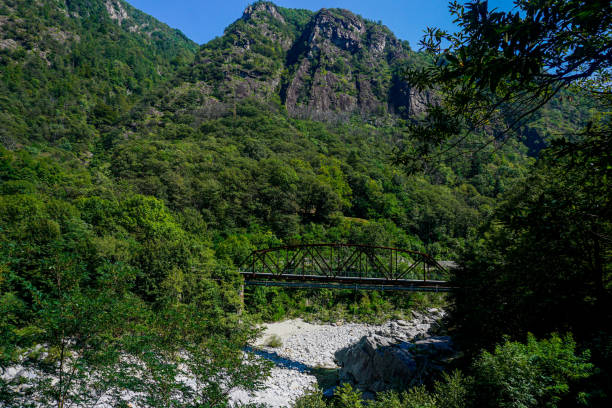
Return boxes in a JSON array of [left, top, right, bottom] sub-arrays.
[[0, 0, 610, 407]]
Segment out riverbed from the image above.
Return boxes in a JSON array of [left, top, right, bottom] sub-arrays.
[[230, 308, 445, 407]]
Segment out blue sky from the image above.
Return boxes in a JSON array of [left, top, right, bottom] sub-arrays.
[[128, 0, 517, 48]]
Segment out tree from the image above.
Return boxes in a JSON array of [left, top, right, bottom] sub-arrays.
[[0, 259, 148, 408], [0, 256, 270, 408], [398, 0, 612, 172], [124, 304, 271, 408], [397, 0, 611, 403], [0, 155, 269, 407]]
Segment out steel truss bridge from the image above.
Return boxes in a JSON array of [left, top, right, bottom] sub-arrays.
[[240, 244, 452, 292]]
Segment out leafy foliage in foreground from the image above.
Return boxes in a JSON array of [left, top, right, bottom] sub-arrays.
[[449, 124, 612, 406], [0, 146, 271, 407], [400, 0, 609, 172], [396, 0, 611, 403], [452, 134, 612, 354]]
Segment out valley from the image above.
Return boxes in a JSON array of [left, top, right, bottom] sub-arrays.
[[0, 0, 609, 407]]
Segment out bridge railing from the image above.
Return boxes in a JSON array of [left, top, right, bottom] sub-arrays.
[[239, 244, 449, 283]]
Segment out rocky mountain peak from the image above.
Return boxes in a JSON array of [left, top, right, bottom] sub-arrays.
[[182, 2, 425, 121], [242, 2, 286, 24], [309, 9, 365, 53]]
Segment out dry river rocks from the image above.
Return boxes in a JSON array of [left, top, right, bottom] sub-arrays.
[[335, 335, 454, 393], [230, 308, 454, 407]]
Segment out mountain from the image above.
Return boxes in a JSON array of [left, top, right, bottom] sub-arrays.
[[99, 1, 540, 254], [1, 1, 584, 151], [2, 0, 585, 264], [0, 0, 197, 150], [174, 2, 430, 123]]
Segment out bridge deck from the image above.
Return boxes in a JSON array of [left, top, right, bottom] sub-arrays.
[[244, 279, 452, 292], [241, 272, 450, 288]]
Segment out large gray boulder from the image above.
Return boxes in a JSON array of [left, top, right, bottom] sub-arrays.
[[334, 335, 455, 393]]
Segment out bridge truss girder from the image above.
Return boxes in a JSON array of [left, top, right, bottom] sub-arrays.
[[240, 244, 450, 291]]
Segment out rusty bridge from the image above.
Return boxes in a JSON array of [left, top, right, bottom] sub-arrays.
[[240, 244, 452, 292]]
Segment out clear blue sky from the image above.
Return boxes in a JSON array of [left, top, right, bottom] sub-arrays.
[[128, 0, 517, 48]]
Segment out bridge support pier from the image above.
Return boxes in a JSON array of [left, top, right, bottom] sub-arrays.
[[238, 281, 245, 315]]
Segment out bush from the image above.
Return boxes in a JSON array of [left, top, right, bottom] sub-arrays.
[[370, 388, 437, 408], [335, 383, 363, 408], [433, 370, 471, 408], [293, 388, 328, 408], [263, 334, 283, 348], [472, 333, 593, 408]]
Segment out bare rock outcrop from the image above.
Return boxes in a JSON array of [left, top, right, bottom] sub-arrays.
[[334, 310, 455, 393], [190, 4, 431, 121]]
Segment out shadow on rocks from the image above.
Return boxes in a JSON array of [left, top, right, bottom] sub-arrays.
[[333, 335, 455, 393], [246, 346, 312, 372]]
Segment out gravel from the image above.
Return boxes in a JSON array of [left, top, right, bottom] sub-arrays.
[[229, 308, 445, 407]]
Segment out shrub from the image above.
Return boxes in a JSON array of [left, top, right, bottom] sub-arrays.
[[472, 333, 592, 408], [264, 334, 283, 348], [433, 370, 471, 408], [369, 387, 438, 408], [293, 388, 328, 408], [334, 383, 363, 408]]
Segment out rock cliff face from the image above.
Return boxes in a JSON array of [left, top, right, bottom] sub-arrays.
[[282, 8, 414, 119], [334, 310, 456, 393], [335, 335, 455, 392], [186, 2, 429, 121]]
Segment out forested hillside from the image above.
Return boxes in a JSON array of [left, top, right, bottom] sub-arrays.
[[0, 0, 594, 320], [0, 0, 197, 150], [0, 0, 545, 318], [108, 2, 540, 257]]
